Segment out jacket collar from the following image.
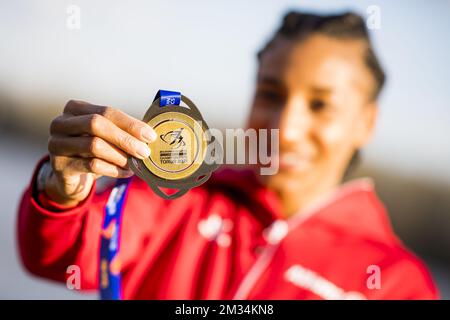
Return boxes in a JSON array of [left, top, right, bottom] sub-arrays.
[[210, 167, 397, 245]]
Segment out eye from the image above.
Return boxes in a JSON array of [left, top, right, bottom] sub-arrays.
[[310, 98, 327, 112], [255, 87, 284, 105]]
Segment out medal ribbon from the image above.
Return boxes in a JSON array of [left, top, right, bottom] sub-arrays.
[[99, 177, 130, 300], [154, 89, 181, 107], [99, 90, 181, 299]]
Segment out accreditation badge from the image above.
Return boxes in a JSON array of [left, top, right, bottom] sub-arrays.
[[128, 90, 222, 199]]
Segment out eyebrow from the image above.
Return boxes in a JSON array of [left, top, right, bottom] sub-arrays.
[[257, 76, 335, 96], [310, 86, 334, 95], [257, 75, 283, 87]]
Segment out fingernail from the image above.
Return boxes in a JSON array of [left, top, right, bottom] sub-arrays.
[[119, 168, 134, 177], [136, 143, 151, 159], [141, 126, 157, 142]]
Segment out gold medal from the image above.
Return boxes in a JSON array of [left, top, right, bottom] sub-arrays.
[[143, 112, 206, 180], [128, 91, 221, 199]]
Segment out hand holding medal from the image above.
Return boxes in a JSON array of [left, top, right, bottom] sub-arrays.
[[100, 90, 222, 299], [129, 90, 222, 199]]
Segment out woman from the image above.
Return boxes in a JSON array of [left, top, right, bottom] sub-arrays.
[[17, 11, 438, 299]]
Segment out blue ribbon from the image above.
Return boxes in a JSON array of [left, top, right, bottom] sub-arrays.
[[99, 177, 131, 300], [154, 89, 181, 107], [99, 90, 180, 300]]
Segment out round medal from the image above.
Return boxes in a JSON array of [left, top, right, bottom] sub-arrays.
[[143, 111, 206, 180], [128, 90, 222, 199]]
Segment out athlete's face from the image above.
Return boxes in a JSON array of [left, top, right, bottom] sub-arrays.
[[248, 34, 378, 211]]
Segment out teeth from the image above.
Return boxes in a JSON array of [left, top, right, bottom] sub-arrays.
[[281, 154, 306, 165], [266, 153, 312, 169], [277, 153, 312, 170], [282, 154, 298, 165]]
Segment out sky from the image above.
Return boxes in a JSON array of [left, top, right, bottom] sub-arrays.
[[0, 0, 449, 182]]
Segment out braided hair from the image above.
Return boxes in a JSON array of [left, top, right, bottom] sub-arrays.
[[258, 11, 386, 100], [258, 11, 386, 175]]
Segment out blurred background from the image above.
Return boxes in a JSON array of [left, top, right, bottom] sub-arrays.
[[0, 0, 449, 299]]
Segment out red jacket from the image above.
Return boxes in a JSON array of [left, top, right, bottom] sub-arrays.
[[17, 157, 438, 299]]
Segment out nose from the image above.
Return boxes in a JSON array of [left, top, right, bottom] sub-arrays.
[[278, 95, 311, 146]]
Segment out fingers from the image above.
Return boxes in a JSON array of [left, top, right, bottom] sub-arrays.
[[48, 100, 156, 180], [52, 156, 134, 179], [62, 100, 156, 143], [50, 113, 152, 160], [48, 135, 129, 169]]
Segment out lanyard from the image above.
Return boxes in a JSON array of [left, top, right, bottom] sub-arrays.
[[99, 177, 131, 300], [99, 90, 181, 300]]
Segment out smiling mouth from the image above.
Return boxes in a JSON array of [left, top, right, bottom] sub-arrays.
[[277, 153, 313, 172]]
